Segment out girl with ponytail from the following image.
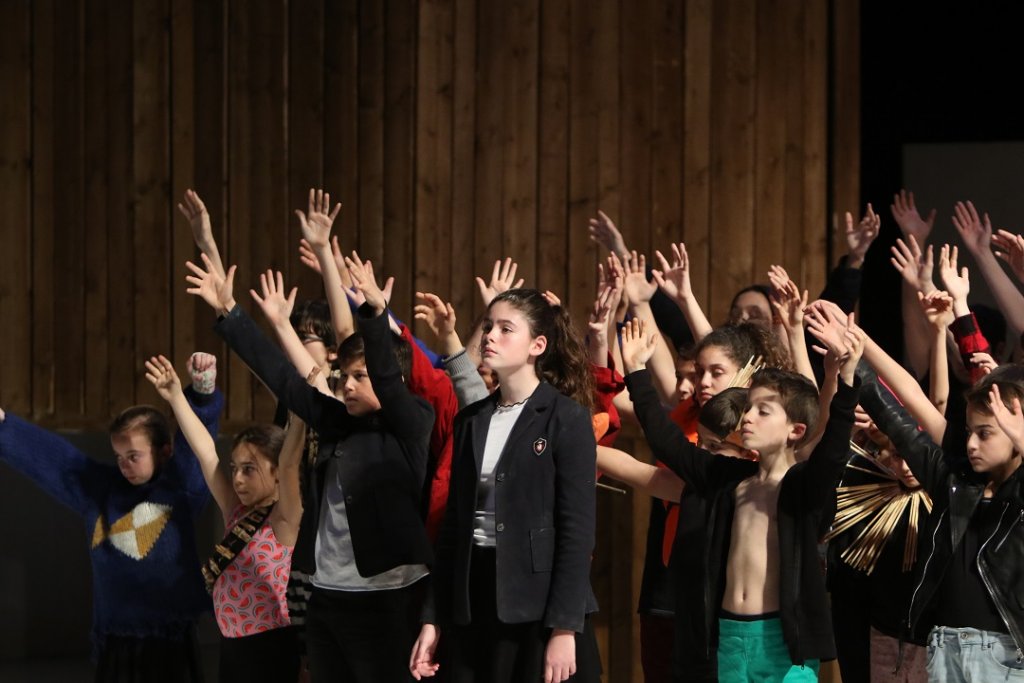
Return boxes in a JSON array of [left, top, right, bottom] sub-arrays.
[[411, 288, 600, 683]]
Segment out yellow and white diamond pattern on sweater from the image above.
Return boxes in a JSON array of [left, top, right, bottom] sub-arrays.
[[91, 502, 172, 560]]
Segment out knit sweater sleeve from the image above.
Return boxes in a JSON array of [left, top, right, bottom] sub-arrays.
[[165, 385, 224, 517], [0, 413, 110, 518], [443, 348, 490, 409]]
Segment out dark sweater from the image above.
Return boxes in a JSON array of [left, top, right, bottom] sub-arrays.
[[0, 387, 221, 646], [625, 369, 859, 664]]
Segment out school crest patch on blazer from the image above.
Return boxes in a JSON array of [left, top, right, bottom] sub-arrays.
[[533, 438, 547, 455]]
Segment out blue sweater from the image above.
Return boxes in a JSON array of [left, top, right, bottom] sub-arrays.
[[0, 387, 222, 645]]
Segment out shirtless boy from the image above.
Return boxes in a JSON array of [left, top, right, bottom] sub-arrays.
[[620, 316, 862, 682]]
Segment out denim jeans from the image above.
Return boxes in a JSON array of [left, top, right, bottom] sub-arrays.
[[926, 626, 1024, 682]]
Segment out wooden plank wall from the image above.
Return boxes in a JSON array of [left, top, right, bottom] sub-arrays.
[[0, 0, 856, 678]]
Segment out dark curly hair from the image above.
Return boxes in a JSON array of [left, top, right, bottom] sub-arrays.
[[696, 322, 791, 373]]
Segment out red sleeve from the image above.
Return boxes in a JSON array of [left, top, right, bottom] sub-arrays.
[[399, 324, 459, 540], [591, 360, 625, 447], [950, 313, 992, 384]]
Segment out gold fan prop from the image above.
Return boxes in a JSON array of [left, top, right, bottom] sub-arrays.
[[823, 441, 932, 574], [728, 355, 765, 389]]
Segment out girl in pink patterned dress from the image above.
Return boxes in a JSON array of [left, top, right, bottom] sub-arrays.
[[146, 354, 306, 683]]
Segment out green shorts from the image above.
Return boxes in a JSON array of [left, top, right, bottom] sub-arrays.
[[717, 612, 819, 683]]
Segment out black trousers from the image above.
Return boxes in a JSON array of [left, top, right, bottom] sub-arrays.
[[218, 626, 301, 683], [305, 581, 422, 683], [95, 624, 203, 683], [447, 546, 601, 683]]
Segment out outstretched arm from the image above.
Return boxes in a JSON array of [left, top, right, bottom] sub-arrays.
[[768, 265, 815, 385], [953, 200, 1024, 337], [652, 241, 713, 342], [178, 189, 227, 280], [145, 354, 237, 522], [249, 269, 332, 395], [295, 188, 356, 343], [918, 290, 955, 417], [596, 445, 683, 502], [889, 233, 935, 379], [269, 414, 306, 548], [623, 252, 677, 405]]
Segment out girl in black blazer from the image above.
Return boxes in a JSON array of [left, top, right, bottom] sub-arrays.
[[411, 289, 600, 683]]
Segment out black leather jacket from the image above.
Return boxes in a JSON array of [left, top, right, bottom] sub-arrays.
[[858, 367, 1024, 657]]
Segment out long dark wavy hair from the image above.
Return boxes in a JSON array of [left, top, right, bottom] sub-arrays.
[[489, 289, 596, 413]]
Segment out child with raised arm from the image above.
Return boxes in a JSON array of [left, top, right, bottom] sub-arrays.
[[858, 362, 1024, 682], [621, 313, 862, 683], [186, 253, 434, 683], [0, 355, 223, 682], [145, 354, 305, 683]]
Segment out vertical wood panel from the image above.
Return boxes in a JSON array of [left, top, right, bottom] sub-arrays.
[[83, 0, 110, 417], [106, 0, 136, 416], [383, 0, 416, 319], [782, 0, 806, 297], [831, 0, 861, 255], [448, 0, 476, 323], [247, 0, 288, 421], [288, 0, 325, 300], [227, 1, 254, 421], [618, 0, 653, 260], [651, 0, 684, 254], [753, 0, 789, 279], [682, 0, 713, 311], [802, 0, 828, 289], [414, 0, 455, 330], [358, 0, 385, 262], [133, 0, 171, 402], [53, 0, 85, 416], [472, 1, 506, 320], [170, 0, 196, 371], [323, 0, 359, 269], [0, 0, 32, 414], [501, 0, 539, 277], [192, 0, 228, 363], [537, 0, 570, 321], [708, 0, 756, 322], [566, 0, 599, 324], [31, 0, 56, 419]]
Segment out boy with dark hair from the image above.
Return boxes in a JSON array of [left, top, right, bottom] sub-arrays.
[[620, 313, 863, 683]]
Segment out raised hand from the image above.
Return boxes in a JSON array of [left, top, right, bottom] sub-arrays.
[[767, 265, 808, 332], [620, 318, 659, 373], [0, 407, 5, 423], [587, 210, 628, 257], [989, 383, 1024, 451], [845, 204, 881, 267], [588, 285, 614, 337], [344, 251, 389, 315], [606, 252, 628, 322], [185, 253, 236, 315], [298, 235, 347, 281], [970, 352, 999, 375], [144, 355, 183, 402], [806, 304, 850, 360], [177, 189, 213, 245], [951, 200, 992, 256], [250, 270, 298, 329], [992, 229, 1024, 283], [541, 290, 561, 308], [917, 290, 955, 331], [890, 235, 935, 293], [890, 189, 936, 244], [651, 242, 695, 302], [188, 352, 217, 394], [937, 244, 970, 305], [295, 188, 342, 250], [414, 292, 457, 341], [475, 257, 525, 307], [622, 251, 657, 306]]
